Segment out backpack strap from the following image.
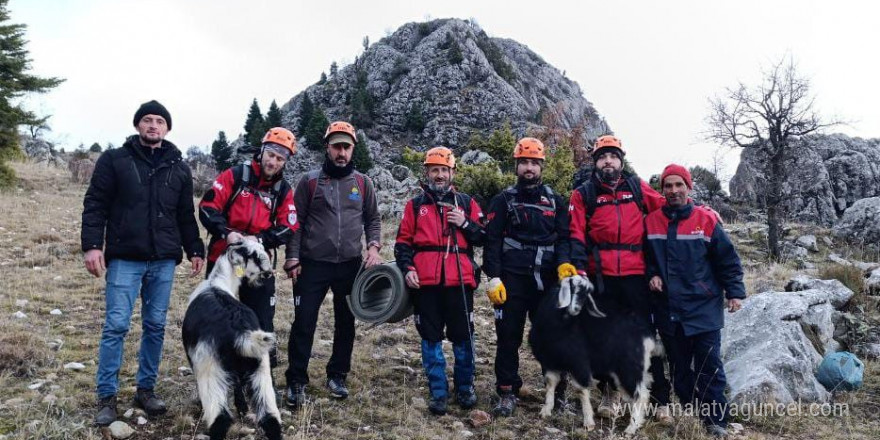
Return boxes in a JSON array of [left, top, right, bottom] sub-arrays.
[[624, 174, 646, 214], [576, 180, 599, 219], [221, 162, 251, 216]]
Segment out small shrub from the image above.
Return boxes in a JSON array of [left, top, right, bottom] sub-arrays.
[[818, 263, 866, 296], [0, 333, 51, 377], [455, 162, 515, 211], [400, 146, 425, 176]]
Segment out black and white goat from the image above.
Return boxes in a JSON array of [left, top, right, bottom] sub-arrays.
[[182, 240, 281, 440], [529, 275, 655, 435], [529, 275, 605, 430]]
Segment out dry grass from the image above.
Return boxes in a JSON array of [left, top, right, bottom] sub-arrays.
[[0, 161, 878, 439]]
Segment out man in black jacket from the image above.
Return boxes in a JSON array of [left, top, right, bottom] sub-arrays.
[[483, 138, 570, 417], [81, 100, 205, 426]]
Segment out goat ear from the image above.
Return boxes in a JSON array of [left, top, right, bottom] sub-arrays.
[[228, 246, 246, 266], [557, 280, 572, 309]]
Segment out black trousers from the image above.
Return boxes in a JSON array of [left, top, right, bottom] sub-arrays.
[[411, 285, 474, 343], [493, 271, 554, 395], [284, 258, 361, 386], [591, 274, 671, 406], [663, 324, 729, 426], [206, 260, 277, 367]]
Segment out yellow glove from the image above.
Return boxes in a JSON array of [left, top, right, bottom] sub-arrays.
[[487, 277, 507, 305], [557, 263, 577, 281]]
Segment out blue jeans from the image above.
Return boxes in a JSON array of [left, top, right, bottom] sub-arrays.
[[96, 259, 176, 398]]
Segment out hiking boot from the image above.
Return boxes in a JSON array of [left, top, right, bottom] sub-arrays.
[[706, 424, 729, 438], [456, 387, 477, 409], [492, 393, 517, 417], [286, 383, 307, 409], [327, 377, 349, 399], [133, 388, 167, 417], [655, 404, 674, 426], [428, 396, 448, 415], [94, 395, 117, 426]]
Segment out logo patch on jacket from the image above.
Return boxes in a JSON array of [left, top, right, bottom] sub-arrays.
[[419, 206, 428, 217], [288, 212, 297, 225], [691, 226, 705, 236], [348, 185, 361, 201]]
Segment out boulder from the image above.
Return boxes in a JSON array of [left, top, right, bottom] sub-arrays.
[[867, 268, 880, 295], [460, 150, 494, 166], [391, 164, 411, 181], [722, 276, 855, 404], [833, 196, 880, 248], [795, 235, 819, 252], [730, 134, 880, 226]]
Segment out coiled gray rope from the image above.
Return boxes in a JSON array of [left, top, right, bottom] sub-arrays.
[[347, 262, 412, 324]]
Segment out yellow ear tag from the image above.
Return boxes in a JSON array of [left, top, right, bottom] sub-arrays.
[[235, 266, 245, 277]]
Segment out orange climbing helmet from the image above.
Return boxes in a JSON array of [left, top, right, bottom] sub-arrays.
[[261, 127, 297, 154], [423, 147, 455, 168], [324, 121, 357, 144], [513, 137, 546, 160], [592, 134, 625, 158]]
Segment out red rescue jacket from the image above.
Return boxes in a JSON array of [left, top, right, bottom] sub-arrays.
[[394, 189, 485, 288], [199, 161, 298, 262], [568, 174, 664, 276]]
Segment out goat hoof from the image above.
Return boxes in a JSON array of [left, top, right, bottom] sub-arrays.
[[584, 423, 596, 432], [539, 407, 552, 418]]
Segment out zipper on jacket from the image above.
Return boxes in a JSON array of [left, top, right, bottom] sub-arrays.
[[615, 190, 623, 275], [335, 179, 342, 263]]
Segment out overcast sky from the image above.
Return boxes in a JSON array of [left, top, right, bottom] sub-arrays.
[[9, 0, 880, 179]]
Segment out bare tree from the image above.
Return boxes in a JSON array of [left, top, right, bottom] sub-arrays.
[[707, 57, 838, 260]]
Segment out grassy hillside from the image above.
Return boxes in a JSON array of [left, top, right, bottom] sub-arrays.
[[1, 160, 878, 439]]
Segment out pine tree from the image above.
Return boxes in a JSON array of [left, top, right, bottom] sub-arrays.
[[89, 142, 102, 153], [0, 0, 63, 186], [211, 131, 234, 171], [350, 68, 375, 128], [304, 107, 329, 151], [265, 100, 283, 129], [298, 94, 314, 136], [352, 132, 373, 172], [330, 61, 338, 77], [485, 121, 516, 172], [404, 103, 426, 133], [318, 72, 327, 84], [243, 98, 264, 148]]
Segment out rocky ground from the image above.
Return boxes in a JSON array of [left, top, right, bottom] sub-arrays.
[[1, 160, 879, 439]]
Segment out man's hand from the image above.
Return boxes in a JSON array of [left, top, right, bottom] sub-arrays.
[[226, 231, 244, 244], [728, 298, 742, 313], [284, 258, 302, 283], [649, 275, 664, 292], [365, 246, 382, 268], [446, 208, 466, 228], [84, 249, 105, 278], [405, 270, 420, 289], [190, 257, 205, 277]]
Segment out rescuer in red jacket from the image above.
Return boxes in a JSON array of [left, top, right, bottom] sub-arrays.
[[394, 147, 486, 416], [199, 127, 299, 369], [560, 135, 672, 423]]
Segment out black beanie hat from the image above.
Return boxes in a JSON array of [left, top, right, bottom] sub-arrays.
[[133, 100, 172, 130]]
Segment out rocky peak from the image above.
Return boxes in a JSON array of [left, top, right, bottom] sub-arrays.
[[280, 18, 608, 162]]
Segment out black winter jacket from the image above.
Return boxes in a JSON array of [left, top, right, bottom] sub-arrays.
[[81, 136, 205, 264]]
